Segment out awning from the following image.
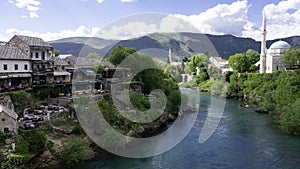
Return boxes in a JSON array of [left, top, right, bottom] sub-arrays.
[[54, 71, 71, 76], [8, 73, 32, 78]]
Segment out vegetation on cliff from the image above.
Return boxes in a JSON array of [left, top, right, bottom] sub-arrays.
[[226, 70, 300, 135]]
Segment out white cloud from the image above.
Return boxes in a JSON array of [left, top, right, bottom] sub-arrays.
[[4, 0, 300, 42], [9, 0, 41, 18], [259, 0, 300, 40], [29, 12, 38, 18], [5, 26, 98, 41], [96, 0, 104, 3], [121, 0, 138, 2], [172, 0, 250, 37]]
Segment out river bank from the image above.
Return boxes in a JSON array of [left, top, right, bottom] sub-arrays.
[[71, 92, 300, 169]]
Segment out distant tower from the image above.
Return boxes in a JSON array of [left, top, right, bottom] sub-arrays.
[[260, 11, 267, 73], [168, 48, 172, 63]]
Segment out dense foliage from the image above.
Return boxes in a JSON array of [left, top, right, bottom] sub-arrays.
[[228, 49, 260, 73], [19, 129, 46, 154], [108, 46, 136, 66], [226, 70, 300, 135], [100, 46, 181, 137], [9, 91, 29, 104], [283, 47, 300, 69], [59, 138, 93, 166]]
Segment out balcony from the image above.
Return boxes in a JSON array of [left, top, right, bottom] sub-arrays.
[[32, 68, 54, 75]]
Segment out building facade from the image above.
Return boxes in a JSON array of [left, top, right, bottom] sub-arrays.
[[7, 35, 55, 85], [209, 56, 232, 73], [266, 41, 291, 73], [0, 46, 31, 91], [0, 96, 18, 134]]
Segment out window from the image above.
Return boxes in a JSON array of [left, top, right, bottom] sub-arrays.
[[42, 51, 45, 60], [2, 119, 5, 122], [24, 64, 28, 70], [14, 64, 18, 70], [35, 52, 39, 58], [31, 52, 33, 58], [3, 64, 7, 70]]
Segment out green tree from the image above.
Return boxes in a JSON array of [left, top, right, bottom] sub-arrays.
[[228, 49, 260, 73], [59, 138, 94, 166], [280, 98, 300, 135], [283, 48, 300, 68], [93, 63, 105, 73], [87, 53, 102, 59], [20, 129, 46, 154], [245, 49, 260, 65], [54, 50, 60, 56], [108, 46, 136, 65], [228, 53, 250, 73], [164, 65, 182, 82], [14, 138, 29, 156], [191, 53, 208, 68]]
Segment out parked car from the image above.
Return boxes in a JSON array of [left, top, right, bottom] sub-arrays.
[[34, 109, 43, 115], [32, 115, 43, 121], [23, 120, 36, 129]]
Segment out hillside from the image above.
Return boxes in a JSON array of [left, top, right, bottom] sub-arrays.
[[49, 34, 300, 60]]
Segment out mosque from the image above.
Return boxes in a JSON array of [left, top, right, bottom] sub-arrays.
[[259, 12, 291, 73]]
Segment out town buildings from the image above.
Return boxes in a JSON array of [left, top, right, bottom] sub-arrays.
[[209, 56, 232, 73], [0, 35, 114, 94]]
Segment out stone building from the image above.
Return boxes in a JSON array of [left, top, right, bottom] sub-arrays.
[[7, 35, 55, 85], [0, 96, 18, 134]]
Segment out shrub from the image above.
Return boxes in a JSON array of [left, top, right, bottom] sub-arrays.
[[59, 138, 94, 166], [45, 140, 54, 150], [72, 124, 84, 135], [14, 138, 29, 155], [20, 129, 46, 154], [9, 91, 28, 104]]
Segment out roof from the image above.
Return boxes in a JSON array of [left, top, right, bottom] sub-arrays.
[[14, 35, 52, 48], [0, 105, 18, 120], [65, 56, 114, 68], [210, 57, 227, 63], [269, 40, 291, 49], [54, 57, 69, 66], [78, 68, 101, 76], [0, 46, 30, 60], [58, 54, 74, 59]]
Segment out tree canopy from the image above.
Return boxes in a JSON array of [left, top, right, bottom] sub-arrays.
[[283, 48, 300, 68], [108, 46, 137, 66], [87, 53, 102, 60], [228, 49, 260, 73]]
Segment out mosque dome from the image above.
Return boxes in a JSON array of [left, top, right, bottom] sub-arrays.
[[269, 40, 291, 49]]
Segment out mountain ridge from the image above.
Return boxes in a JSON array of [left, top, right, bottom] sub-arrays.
[[25, 33, 300, 60]]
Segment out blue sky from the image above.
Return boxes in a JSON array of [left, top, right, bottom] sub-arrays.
[[1, 0, 299, 41]]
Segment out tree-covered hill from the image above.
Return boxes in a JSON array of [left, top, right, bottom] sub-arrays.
[[48, 33, 300, 60]]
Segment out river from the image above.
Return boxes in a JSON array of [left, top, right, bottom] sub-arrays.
[[75, 91, 300, 169]]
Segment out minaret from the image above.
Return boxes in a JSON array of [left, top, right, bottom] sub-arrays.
[[168, 48, 172, 63], [260, 11, 267, 73]]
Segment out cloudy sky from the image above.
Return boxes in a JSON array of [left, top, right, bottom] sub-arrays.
[[0, 0, 299, 41]]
